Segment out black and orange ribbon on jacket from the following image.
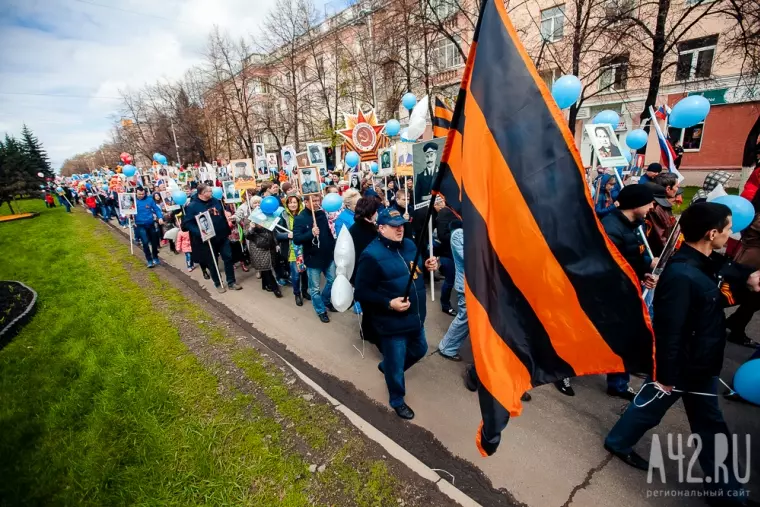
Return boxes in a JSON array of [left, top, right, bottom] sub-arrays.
[[417, 0, 655, 456]]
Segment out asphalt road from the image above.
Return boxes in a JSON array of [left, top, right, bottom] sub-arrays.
[[157, 247, 759, 507]]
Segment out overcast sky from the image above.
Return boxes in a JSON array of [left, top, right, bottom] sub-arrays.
[[0, 0, 337, 169]]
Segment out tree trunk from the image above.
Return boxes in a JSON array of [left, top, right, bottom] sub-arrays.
[[640, 0, 670, 125], [568, 104, 580, 136], [5, 200, 14, 215]]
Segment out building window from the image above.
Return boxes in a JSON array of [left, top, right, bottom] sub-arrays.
[[605, 0, 636, 18], [316, 56, 325, 76], [668, 121, 705, 151], [429, 0, 457, 20], [598, 55, 629, 91], [539, 68, 559, 87], [676, 35, 717, 81], [433, 37, 463, 70], [540, 5, 565, 42]]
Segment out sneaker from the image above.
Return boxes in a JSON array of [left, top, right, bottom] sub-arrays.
[[295, 294, 303, 306], [393, 403, 415, 420], [216, 286, 227, 294], [554, 378, 575, 396], [147, 260, 154, 268], [607, 386, 636, 401], [187, 266, 195, 272], [318, 313, 330, 323], [228, 283, 243, 291], [152, 259, 160, 267], [438, 351, 463, 362]]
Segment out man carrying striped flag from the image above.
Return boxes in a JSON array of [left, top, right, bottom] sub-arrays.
[[404, 0, 655, 456]]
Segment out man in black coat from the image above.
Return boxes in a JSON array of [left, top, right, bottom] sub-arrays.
[[434, 195, 457, 315], [604, 203, 760, 504], [293, 194, 337, 323], [182, 184, 241, 293]]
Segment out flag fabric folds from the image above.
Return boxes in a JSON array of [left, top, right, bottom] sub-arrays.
[[433, 0, 655, 456], [648, 106, 684, 183], [432, 97, 454, 138]]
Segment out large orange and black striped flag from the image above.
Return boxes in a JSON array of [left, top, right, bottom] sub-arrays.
[[432, 97, 454, 138], [432, 0, 655, 456]]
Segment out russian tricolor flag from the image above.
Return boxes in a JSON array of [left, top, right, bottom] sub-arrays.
[[648, 106, 683, 183]]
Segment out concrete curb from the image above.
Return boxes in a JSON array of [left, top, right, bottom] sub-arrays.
[[102, 217, 484, 507]]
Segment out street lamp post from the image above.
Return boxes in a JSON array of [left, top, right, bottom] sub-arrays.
[[358, 8, 377, 109], [170, 120, 182, 167]]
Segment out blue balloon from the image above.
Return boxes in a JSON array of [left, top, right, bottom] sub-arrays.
[[158, 154, 168, 165], [260, 195, 280, 215], [734, 359, 760, 405], [72, 174, 80, 180], [712, 195, 755, 233], [669, 95, 710, 129], [172, 190, 187, 206], [322, 192, 343, 213], [370, 161, 378, 174], [385, 119, 401, 137], [56, 186, 63, 193], [85, 182, 92, 189], [625, 129, 648, 150], [402, 92, 417, 111], [153, 152, 162, 162], [211, 186, 223, 200], [345, 151, 360, 169], [551, 75, 582, 109], [122, 164, 137, 177], [593, 110, 620, 126]]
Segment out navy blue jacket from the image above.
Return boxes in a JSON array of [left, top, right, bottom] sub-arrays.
[[134, 195, 164, 226], [293, 208, 336, 270], [354, 236, 427, 337]]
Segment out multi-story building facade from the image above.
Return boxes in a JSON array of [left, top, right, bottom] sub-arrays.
[[214, 0, 757, 172]]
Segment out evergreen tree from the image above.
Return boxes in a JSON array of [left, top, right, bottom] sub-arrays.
[[21, 124, 52, 178], [0, 134, 42, 214]]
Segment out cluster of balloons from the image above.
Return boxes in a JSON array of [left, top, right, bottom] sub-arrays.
[[120, 152, 133, 165], [153, 152, 168, 165], [322, 193, 343, 213], [345, 151, 360, 169]]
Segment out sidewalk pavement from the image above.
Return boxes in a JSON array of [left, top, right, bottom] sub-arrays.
[[154, 242, 759, 507]]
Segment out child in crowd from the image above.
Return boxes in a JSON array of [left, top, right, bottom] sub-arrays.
[[176, 229, 194, 272], [225, 208, 250, 272], [85, 194, 98, 217]]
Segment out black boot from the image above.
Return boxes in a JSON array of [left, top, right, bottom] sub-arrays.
[[295, 294, 303, 306], [273, 286, 283, 298]]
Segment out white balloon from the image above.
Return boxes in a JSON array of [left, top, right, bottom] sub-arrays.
[[330, 274, 354, 312], [405, 95, 429, 141], [333, 227, 355, 278]]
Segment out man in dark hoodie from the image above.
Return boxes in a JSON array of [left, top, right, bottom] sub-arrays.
[[294, 194, 337, 323], [182, 184, 242, 293]]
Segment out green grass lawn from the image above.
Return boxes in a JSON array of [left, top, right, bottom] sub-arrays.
[[0, 201, 405, 506]]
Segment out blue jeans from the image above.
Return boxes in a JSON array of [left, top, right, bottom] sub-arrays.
[[100, 205, 110, 221], [380, 330, 428, 408], [607, 373, 630, 393], [207, 239, 236, 288], [605, 377, 747, 501], [439, 257, 455, 311], [185, 252, 194, 269], [89, 207, 98, 218], [438, 291, 468, 356], [134, 223, 159, 262], [306, 262, 336, 315], [290, 261, 307, 296]]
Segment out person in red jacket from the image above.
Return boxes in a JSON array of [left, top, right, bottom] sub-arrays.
[[85, 194, 98, 217], [740, 162, 760, 201], [44, 192, 55, 208]]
